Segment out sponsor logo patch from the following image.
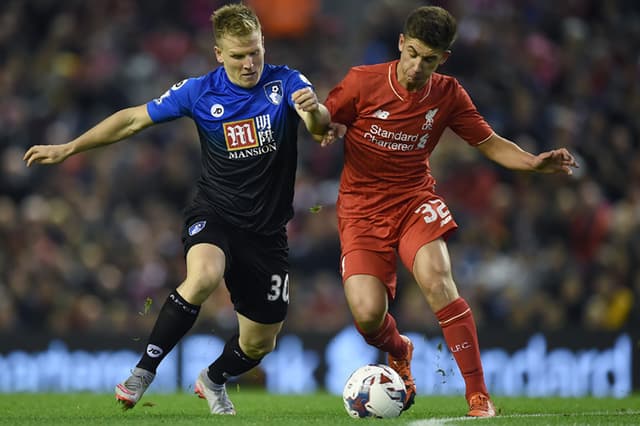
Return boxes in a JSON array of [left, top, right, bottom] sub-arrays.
[[210, 103, 224, 118], [373, 109, 390, 119], [146, 344, 164, 358], [223, 119, 259, 150]]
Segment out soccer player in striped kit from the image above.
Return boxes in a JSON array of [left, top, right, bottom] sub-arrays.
[[322, 5, 577, 417], [24, 3, 330, 415]]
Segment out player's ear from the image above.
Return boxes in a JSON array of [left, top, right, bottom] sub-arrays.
[[214, 45, 223, 64], [398, 33, 405, 53], [439, 50, 451, 65]]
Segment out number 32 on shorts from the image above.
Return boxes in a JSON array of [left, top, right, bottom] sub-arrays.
[[268, 273, 290, 303], [414, 199, 453, 227]]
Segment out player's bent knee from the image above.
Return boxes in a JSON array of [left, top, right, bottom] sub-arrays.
[[179, 272, 222, 304], [241, 337, 276, 359], [352, 309, 386, 334], [417, 275, 457, 295], [196, 275, 222, 292], [415, 262, 454, 291], [419, 278, 444, 293]]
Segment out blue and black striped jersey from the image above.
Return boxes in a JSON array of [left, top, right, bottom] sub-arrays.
[[147, 64, 314, 234]]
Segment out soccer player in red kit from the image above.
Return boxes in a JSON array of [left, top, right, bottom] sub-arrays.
[[322, 6, 578, 417]]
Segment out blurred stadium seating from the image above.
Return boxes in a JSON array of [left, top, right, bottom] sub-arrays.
[[0, 0, 638, 340]]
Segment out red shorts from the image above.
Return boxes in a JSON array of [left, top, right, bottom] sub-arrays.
[[338, 192, 458, 299]]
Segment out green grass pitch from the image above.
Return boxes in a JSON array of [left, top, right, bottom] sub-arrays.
[[0, 390, 638, 425]]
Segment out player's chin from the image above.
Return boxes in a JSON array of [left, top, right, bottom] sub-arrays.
[[407, 75, 427, 85], [238, 74, 259, 88]]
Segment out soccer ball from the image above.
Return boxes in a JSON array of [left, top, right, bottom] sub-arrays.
[[342, 364, 407, 418]]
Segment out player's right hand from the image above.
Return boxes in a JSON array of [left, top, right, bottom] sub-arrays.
[[23, 144, 72, 166], [532, 148, 579, 175]]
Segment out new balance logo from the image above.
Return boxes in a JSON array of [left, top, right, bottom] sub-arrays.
[[146, 344, 164, 358], [373, 109, 390, 119]]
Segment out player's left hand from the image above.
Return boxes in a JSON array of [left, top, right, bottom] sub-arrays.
[[320, 122, 347, 147], [533, 148, 579, 175], [292, 87, 319, 112]]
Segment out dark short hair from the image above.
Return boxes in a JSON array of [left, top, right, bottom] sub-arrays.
[[404, 6, 457, 51]]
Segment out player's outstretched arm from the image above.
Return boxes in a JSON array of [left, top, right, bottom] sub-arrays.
[[476, 133, 579, 175], [292, 87, 330, 142], [24, 104, 154, 167]]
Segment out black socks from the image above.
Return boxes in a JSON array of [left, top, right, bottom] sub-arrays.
[[137, 290, 200, 373], [206, 335, 261, 384]]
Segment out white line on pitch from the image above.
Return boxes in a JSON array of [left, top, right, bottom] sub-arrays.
[[407, 410, 640, 426]]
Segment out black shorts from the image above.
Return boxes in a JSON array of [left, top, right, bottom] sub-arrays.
[[181, 215, 290, 324]]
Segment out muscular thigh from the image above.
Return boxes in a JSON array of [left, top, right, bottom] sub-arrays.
[[180, 217, 230, 303], [411, 238, 459, 311], [397, 193, 458, 273], [182, 215, 289, 324], [339, 216, 399, 299], [225, 227, 290, 324]]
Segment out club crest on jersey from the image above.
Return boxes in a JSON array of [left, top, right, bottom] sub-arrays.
[[264, 80, 283, 105], [422, 108, 439, 130], [188, 220, 206, 236]]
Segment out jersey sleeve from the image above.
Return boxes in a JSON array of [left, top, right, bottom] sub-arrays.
[[146, 77, 203, 123], [284, 69, 314, 110], [448, 79, 494, 146], [324, 68, 358, 125]]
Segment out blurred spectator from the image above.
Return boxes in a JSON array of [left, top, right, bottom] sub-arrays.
[[246, 0, 320, 39], [0, 0, 638, 337]]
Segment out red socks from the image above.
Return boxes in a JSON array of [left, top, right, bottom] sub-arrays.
[[355, 299, 489, 399], [356, 313, 407, 358], [436, 298, 488, 398]]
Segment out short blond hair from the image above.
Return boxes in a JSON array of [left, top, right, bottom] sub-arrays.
[[211, 3, 261, 42]]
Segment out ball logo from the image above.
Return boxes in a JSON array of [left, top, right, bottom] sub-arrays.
[[171, 79, 187, 90], [210, 103, 224, 118], [146, 344, 163, 358], [188, 220, 207, 236], [299, 73, 311, 85]]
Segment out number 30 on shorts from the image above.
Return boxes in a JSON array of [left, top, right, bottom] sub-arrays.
[[267, 273, 290, 303], [414, 199, 453, 226]]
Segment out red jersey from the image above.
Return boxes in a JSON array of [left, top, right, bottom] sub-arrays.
[[325, 61, 494, 218]]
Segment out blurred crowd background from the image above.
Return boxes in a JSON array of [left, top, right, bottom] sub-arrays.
[[1, 0, 638, 339]]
